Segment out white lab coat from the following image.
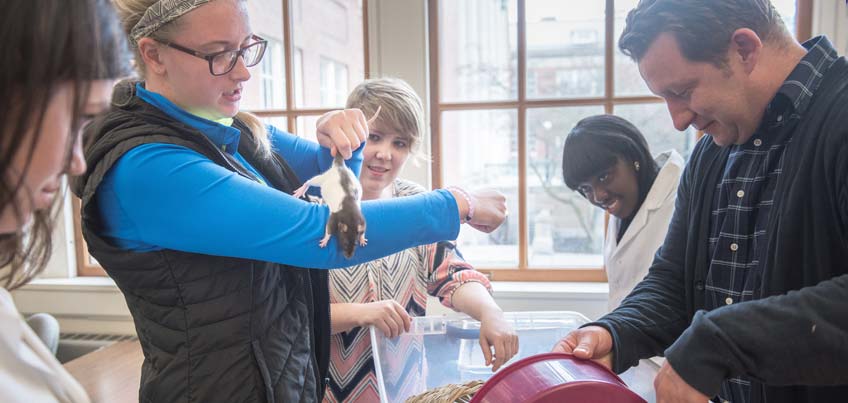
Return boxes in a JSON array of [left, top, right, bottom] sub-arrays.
[[604, 150, 684, 311], [0, 288, 90, 403]]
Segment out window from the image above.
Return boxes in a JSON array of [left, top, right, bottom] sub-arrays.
[[75, 0, 369, 276], [429, 0, 808, 282], [245, 0, 367, 113], [294, 48, 305, 107], [260, 40, 286, 109], [320, 57, 350, 107]]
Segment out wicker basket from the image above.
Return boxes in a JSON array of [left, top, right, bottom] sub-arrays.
[[404, 380, 485, 403]]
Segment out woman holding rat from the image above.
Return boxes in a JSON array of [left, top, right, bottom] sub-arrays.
[[323, 78, 518, 403], [71, 0, 506, 402]]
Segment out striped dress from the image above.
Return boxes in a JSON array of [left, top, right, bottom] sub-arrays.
[[323, 179, 492, 403]]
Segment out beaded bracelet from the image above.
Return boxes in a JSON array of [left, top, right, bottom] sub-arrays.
[[446, 186, 475, 223]]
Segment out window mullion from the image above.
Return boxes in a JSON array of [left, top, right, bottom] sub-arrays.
[[282, 0, 295, 132], [605, 0, 614, 114], [517, 0, 528, 271]]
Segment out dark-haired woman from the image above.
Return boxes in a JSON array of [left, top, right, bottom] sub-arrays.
[[0, 0, 132, 401], [562, 115, 683, 310]]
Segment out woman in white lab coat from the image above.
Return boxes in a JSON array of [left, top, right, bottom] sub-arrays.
[[562, 115, 684, 311]]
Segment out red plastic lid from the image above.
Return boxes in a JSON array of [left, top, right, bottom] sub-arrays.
[[471, 352, 646, 403]]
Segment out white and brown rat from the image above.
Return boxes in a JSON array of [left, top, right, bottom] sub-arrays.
[[293, 149, 367, 259]]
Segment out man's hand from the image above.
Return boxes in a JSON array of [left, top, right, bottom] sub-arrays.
[[654, 360, 711, 403], [551, 325, 614, 370]]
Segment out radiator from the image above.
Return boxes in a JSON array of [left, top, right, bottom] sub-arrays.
[[57, 332, 138, 364]]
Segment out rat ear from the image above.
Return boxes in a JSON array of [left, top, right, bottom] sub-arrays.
[[339, 223, 348, 232]]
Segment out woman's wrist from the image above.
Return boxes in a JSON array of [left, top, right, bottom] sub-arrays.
[[479, 306, 504, 321], [349, 303, 366, 327], [446, 186, 474, 224]]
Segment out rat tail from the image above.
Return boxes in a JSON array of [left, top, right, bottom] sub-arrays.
[[333, 152, 345, 166]]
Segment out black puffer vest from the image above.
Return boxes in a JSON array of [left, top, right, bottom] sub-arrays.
[[70, 81, 330, 403]]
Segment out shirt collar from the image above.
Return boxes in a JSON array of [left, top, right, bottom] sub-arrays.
[[763, 36, 838, 126], [135, 83, 241, 154]]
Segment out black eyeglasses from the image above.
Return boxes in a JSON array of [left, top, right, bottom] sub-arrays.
[[158, 34, 268, 76]]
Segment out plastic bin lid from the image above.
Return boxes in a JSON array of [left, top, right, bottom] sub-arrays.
[[471, 353, 647, 403]]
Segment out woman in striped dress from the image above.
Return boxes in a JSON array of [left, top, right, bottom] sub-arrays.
[[324, 78, 518, 403]]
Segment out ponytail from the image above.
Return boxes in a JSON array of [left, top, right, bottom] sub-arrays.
[[235, 111, 271, 159]]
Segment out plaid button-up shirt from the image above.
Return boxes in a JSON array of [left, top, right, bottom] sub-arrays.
[[704, 36, 838, 403]]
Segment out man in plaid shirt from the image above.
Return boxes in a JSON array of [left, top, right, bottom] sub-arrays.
[[553, 1, 848, 402]]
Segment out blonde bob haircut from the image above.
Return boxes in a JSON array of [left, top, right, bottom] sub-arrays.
[[346, 77, 428, 161]]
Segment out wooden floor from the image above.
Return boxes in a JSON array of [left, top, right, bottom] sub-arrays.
[[64, 340, 143, 403]]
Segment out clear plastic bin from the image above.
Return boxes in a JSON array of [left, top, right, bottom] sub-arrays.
[[370, 311, 657, 403]]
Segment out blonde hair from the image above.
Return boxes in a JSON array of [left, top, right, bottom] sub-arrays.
[[234, 112, 270, 159], [346, 77, 428, 161], [113, 0, 271, 159]]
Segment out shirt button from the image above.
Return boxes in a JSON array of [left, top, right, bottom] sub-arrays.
[[736, 189, 745, 198], [725, 297, 733, 305], [753, 139, 763, 147], [695, 281, 705, 291], [730, 243, 739, 251], [776, 115, 784, 122]]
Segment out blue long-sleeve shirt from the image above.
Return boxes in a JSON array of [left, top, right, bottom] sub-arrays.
[[94, 84, 459, 269]]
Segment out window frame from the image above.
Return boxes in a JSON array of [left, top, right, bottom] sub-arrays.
[[244, 0, 370, 127], [74, 197, 104, 276], [427, 0, 812, 282], [75, 0, 371, 276]]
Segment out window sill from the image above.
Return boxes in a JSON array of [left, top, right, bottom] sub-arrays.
[[12, 276, 133, 335], [430, 281, 611, 320], [13, 278, 611, 332], [20, 278, 610, 296], [491, 281, 609, 297], [22, 276, 119, 292]]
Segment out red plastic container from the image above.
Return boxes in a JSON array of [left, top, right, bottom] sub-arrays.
[[470, 353, 647, 403]]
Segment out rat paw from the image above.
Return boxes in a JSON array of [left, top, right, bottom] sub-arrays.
[[319, 232, 332, 248], [359, 237, 368, 247], [293, 183, 313, 199]]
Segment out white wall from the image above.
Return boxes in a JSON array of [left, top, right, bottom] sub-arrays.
[[41, 184, 79, 279], [367, 0, 432, 186], [813, 0, 848, 54], [12, 277, 136, 334]]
